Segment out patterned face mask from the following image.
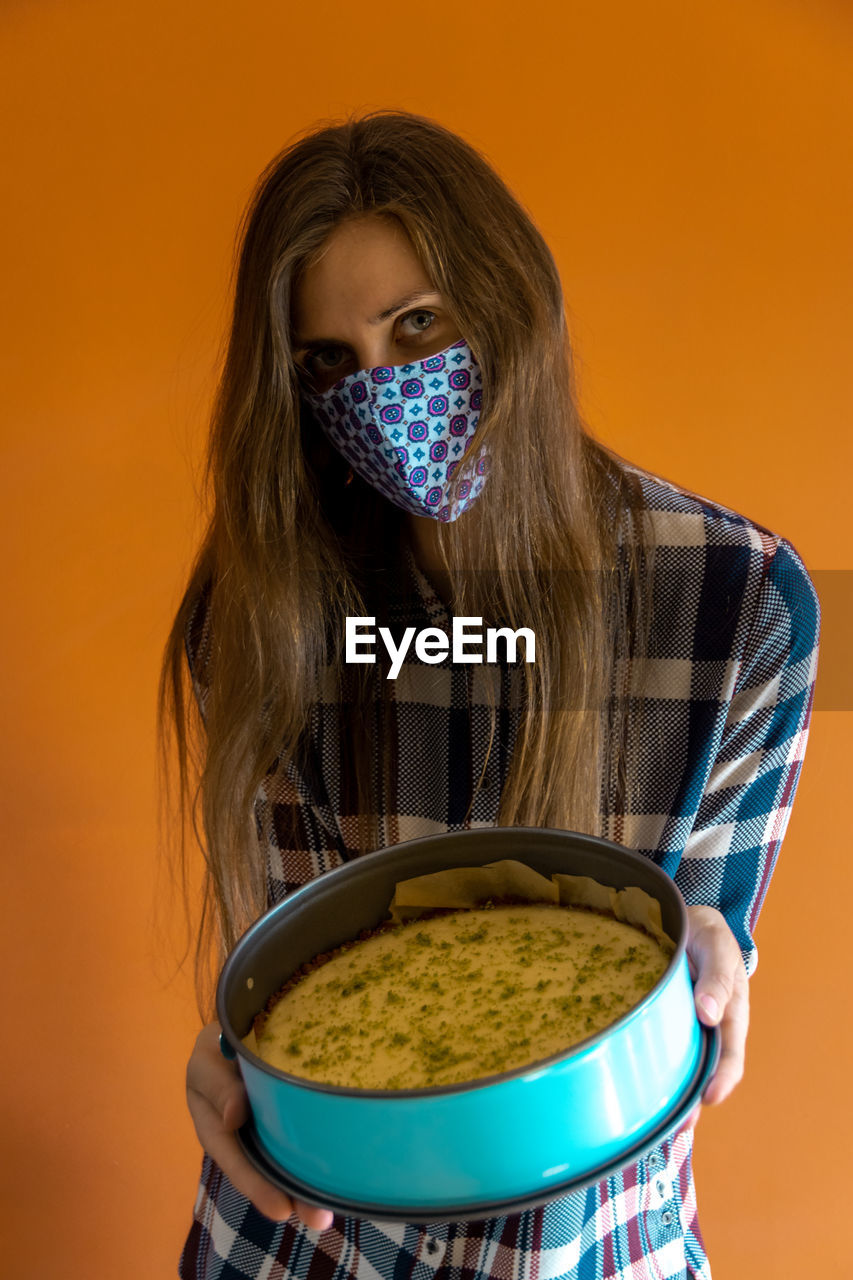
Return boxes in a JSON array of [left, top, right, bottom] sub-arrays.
[[301, 338, 488, 522]]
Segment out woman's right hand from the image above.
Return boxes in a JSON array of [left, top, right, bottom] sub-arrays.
[[186, 1021, 335, 1230]]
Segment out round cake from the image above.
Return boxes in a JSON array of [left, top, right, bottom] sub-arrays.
[[248, 901, 671, 1090]]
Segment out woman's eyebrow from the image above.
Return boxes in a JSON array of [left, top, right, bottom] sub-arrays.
[[369, 289, 440, 324], [293, 291, 441, 349]]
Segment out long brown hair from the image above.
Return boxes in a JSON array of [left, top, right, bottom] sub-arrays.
[[160, 108, 651, 1011]]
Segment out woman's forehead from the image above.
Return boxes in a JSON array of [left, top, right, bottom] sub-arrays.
[[291, 215, 437, 343]]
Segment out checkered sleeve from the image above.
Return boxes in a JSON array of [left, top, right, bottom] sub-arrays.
[[673, 537, 820, 975], [255, 739, 351, 906]]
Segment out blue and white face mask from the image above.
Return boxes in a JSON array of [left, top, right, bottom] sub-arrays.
[[301, 338, 488, 522]]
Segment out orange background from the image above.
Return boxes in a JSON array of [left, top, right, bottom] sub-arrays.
[[1, 2, 851, 1277]]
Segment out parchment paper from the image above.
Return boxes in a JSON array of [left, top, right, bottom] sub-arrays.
[[388, 858, 675, 953]]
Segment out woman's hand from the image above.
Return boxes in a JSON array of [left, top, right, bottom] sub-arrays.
[[677, 904, 750, 1132], [186, 1021, 335, 1230]]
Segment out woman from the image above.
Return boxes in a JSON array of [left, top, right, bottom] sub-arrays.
[[163, 109, 819, 1279]]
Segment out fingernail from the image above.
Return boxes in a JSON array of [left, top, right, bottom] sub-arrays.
[[306, 1213, 334, 1233], [698, 994, 719, 1021]]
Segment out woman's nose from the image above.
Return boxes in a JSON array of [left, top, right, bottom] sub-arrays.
[[352, 339, 397, 372]]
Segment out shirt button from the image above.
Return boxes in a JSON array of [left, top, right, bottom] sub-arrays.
[[482, 772, 493, 789], [656, 1179, 666, 1196], [426, 1241, 439, 1255], [661, 1211, 675, 1226], [648, 1152, 661, 1168]]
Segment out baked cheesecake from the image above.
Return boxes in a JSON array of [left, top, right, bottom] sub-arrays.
[[248, 901, 671, 1090]]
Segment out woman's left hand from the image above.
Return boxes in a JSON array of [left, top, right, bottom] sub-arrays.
[[677, 904, 750, 1131]]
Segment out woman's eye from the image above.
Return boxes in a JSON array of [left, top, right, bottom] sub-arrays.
[[299, 312, 439, 385], [311, 346, 347, 370], [402, 309, 436, 335]]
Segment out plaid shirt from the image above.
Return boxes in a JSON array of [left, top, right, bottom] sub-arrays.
[[179, 470, 819, 1280]]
